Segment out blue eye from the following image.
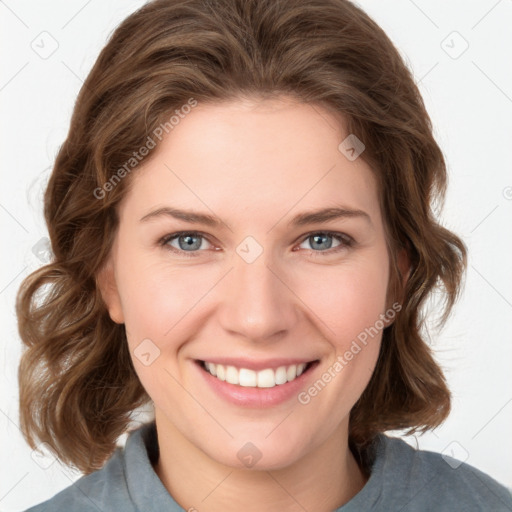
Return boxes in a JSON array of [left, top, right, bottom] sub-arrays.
[[160, 232, 212, 256], [158, 231, 354, 258], [298, 232, 354, 255]]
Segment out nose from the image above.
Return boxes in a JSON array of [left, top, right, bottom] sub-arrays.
[[217, 250, 298, 343]]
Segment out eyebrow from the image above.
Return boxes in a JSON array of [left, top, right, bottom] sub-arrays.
[[139, 206, 372, 229], [140, 207, 224, 227], [287, 206, 372, 227]]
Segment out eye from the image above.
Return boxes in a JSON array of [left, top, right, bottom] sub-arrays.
[[158, 230, 355, 258], [296, 231, 354, 256], [159, 231, 214, 257]]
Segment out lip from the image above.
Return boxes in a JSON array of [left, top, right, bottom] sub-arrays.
[[194, 358, 320, 408]]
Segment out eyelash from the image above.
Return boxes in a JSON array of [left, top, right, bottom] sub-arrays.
[[157, 231, 355, 259]]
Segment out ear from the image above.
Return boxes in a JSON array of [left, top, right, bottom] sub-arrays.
[[96, 258, 125, 324]]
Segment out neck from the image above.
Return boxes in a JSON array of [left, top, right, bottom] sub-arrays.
[[153, 412, 367, 512]]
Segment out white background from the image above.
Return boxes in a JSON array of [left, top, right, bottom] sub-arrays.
[[1, 0, 511, 510]]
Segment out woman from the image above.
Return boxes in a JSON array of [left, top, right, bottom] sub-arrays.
[[16, 0, 512, 510]]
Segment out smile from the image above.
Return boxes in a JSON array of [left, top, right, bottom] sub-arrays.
[[199, 360, 317, 388]]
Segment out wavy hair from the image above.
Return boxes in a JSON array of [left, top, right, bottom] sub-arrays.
[[16, 0, 467, 474]]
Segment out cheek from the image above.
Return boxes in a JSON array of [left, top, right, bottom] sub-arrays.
[[115, 254, 223, 391], [115, 259, 206, 398], [291, 257, 388, 425], [292, 254, 390, 344], [116, 255, 206, 337]]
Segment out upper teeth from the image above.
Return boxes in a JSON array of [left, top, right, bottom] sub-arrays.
[[204, 362, 308, 388]]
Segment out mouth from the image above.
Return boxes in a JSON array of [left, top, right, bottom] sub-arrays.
[[196, 359, 320, 389]]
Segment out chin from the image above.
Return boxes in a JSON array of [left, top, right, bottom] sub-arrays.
[[203, 431, 311, 472]]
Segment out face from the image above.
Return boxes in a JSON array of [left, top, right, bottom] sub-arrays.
[[100, 96, 394, 470]]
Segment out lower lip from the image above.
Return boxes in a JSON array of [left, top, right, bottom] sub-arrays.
[[195, 360, 319, 408]]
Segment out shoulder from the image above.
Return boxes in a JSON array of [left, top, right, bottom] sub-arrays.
[[366, 434, 512, 511], [22, 422, 162, 512], [22, 445, 134, 512], [22, 420, 186, 511]]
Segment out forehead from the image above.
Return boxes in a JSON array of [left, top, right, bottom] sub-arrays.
[[121, 97, 382, 229]]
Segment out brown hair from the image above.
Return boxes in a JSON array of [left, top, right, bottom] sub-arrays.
[[16, 0, 466, 474]]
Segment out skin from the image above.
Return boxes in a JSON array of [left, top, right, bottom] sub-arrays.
[[99, 96, 405, 511]]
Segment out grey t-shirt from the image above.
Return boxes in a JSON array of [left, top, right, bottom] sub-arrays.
[[24, 421, 512, 511]]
